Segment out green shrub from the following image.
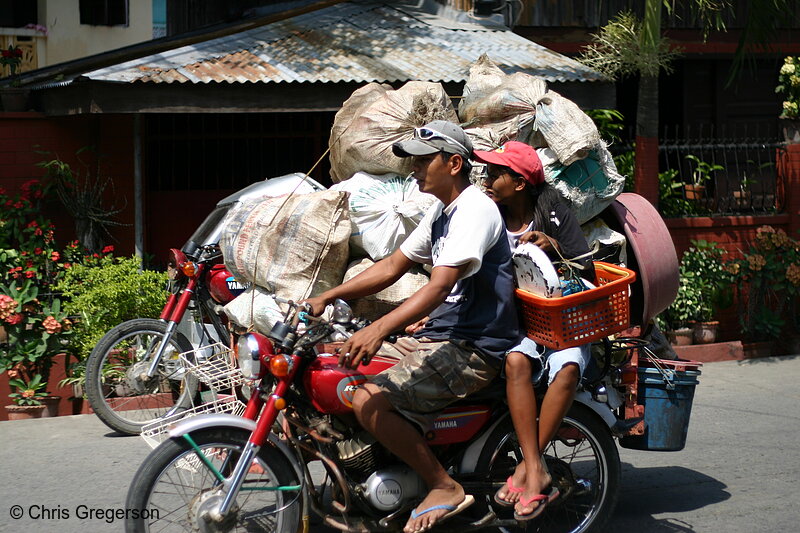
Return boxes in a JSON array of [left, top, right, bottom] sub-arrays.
[[54, 255, 168, 360]]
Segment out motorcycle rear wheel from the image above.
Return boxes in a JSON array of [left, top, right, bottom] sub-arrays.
[[125, 427, 302, 533], [477, 403, 620, 533], [85, 318, 198, 435]]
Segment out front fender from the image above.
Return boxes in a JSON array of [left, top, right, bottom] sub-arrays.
[[167, 414, 303, 483]]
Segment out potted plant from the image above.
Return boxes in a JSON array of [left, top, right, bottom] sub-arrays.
[[660, 240, 733, 345], [777, 56, 800, 144], [727, 226, 800, 356], [683, 155, 723, 202], [0, 44, 30, 111], [5, 374, 48, 420], [680, 240, 734, 344]]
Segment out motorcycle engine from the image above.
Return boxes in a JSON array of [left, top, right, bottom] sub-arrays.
[[362, 466, 425, 512]]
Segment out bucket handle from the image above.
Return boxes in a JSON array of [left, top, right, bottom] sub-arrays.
[[641, 346, 676, 390]]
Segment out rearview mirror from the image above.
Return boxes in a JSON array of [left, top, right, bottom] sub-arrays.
[[332, 298, 353, 324]]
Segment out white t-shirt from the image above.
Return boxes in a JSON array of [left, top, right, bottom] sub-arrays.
[[399, 185, 520, 361], [400, 185, 506, 279]]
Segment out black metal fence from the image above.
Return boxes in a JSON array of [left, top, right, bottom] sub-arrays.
[[657, 127, 785, 217]]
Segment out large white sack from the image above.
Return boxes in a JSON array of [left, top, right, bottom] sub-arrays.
[[534, 91, 600, 166], [329, 83, 391, 183], [343, 258, 430, 322], [223, 286, 285, 333], [331, 172, 438, 261], [537, 141, 625, 224], [219, 190, 350, 300], [330, 81, 458, 182]]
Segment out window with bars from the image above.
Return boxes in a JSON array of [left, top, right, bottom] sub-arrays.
[[79, 0, 129, 26], [144, 113, 335, 192]]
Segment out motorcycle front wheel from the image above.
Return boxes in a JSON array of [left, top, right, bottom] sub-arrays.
[[477, 403, 620, 533], [85, 318, 198, 435], [125, 427, 302, 533]]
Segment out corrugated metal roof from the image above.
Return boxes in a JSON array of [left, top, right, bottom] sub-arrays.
[[83, 0, 603, 85]]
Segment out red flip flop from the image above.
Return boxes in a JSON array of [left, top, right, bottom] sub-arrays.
[[494, 476, 524, 507], [513, 486, 560, 521]]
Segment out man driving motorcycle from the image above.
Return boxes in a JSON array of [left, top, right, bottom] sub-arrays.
[[306, 120, 520, 533]]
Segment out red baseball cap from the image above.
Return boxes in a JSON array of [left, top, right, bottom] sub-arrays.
[[473, 141, 544, 186]]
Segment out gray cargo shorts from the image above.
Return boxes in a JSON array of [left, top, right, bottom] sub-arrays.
[[369, 337, 497, 431]]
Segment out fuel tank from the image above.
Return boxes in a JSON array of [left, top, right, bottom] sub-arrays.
[[304, 352, 493, 445], [207, 264, 248, 304], [303, 354, 395, 414]]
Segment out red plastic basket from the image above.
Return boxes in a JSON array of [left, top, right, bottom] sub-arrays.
[[515, 261, 636, 350]]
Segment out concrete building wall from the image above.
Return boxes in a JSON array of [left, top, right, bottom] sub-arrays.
[[39, 0, 153, 66]]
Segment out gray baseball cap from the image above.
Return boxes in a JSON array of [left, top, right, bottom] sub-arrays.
[[392, 120, 473, 159]]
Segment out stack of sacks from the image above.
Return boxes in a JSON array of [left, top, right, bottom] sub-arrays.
[[328, 81, 458, 183], [459, 54, 625, 223], [220, 190, 350, 332]]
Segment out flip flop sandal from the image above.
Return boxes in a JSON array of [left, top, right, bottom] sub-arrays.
[[513, 486, 560, 522], [409, 494, 475, 531], [494, 476, 524, 507]]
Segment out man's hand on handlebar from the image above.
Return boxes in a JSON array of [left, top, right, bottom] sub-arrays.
[[338, 323, 384, 369], [302, 296, 330, 317]]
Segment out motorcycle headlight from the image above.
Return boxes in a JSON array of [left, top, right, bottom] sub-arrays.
[[237, 335, 261, 380]]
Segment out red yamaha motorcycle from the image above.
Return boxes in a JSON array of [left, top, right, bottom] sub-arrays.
[[125, 293, 651, 533], [85, 174, 325, 435]]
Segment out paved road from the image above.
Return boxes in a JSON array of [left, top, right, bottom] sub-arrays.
[[1, 355, 797, 532]]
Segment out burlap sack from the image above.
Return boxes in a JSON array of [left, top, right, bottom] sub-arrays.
[[458, 55, 547, 144], [220, 190, 350, 300], [331, 172, 437, 261], [534, 91, 600, 166], [343, 258, 430, 322], [330, 81, 458, 182], [329, 82, 391, 183]]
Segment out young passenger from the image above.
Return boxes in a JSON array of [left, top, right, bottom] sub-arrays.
[[473, 141, 594, 521], [306, 121, 520, 533]]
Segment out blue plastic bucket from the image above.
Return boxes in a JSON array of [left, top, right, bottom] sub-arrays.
[[620, 367, 700, 451]]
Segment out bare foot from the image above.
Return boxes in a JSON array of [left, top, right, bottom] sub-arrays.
[[404, 484, 469, 533], [514, 459, 553, 518], [495, 462, 527, 505]]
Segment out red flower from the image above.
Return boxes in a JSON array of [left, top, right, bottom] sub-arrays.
[[64, 262, 72, 269], [34, 228, 43, 236], [24, 270, 35, 279], [5, 313, 23, 325], [50, 251, 60, 261], [25, 260, 33, 268], [34, 248, 43, 255], [102, 245, 114, 254], [26, 220, 38, 228], [92, 253, 99, 258], [13, 201, 23, 209], [20, 251, 27, 256]]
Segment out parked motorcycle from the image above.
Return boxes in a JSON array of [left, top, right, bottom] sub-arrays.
[[85, 174, 325, 435], [124, 293, 651, 533]]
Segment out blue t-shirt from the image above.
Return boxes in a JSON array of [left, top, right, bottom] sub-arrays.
[[399, 185, 520, 362]]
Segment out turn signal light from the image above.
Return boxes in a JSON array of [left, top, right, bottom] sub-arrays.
[[273, 396, 287, 410], [269, 354, 293, 377], [180, 262, 198, 277]]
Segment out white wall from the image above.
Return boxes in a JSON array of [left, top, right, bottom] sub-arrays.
[[40, 0, 153, 66]]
